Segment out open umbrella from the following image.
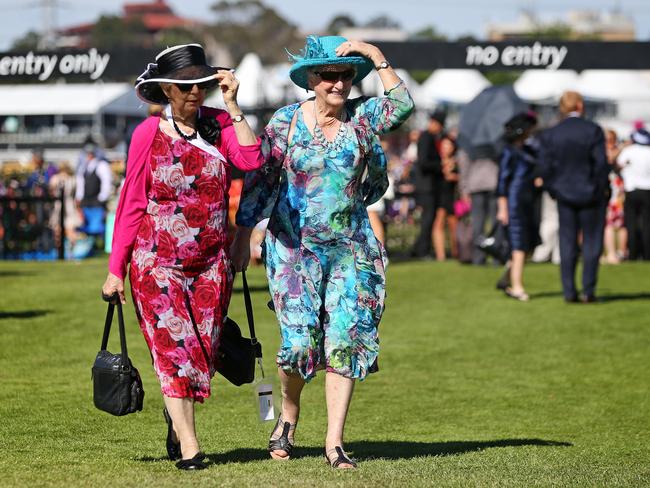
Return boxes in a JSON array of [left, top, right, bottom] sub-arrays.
[[457, 85, 527, 159]]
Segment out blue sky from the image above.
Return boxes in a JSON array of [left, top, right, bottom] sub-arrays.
[[1, 0, 649, 50]]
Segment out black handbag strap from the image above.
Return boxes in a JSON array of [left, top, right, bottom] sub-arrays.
[[241, 270, 258, 350], [100, 302, 129, 360], [186, 269, 263, 369]]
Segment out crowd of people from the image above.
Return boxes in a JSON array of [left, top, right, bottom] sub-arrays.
[[3, 92, 649, 279], [0, 142, 116, 259], [3, 89, 649, 292], [395, 90, 650, 302]]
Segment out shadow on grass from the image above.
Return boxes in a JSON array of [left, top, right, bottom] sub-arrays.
[[343, 438, 572, 460], [0, 310, 50, 319], [529, 291, 650, 302], [0, 270, 36, 277], [138, 438, 571, 465], [597, 293, 650, 302], [528, 291, 565, 299]]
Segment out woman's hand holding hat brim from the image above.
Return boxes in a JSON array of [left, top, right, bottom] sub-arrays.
[[335, 40, 382, 65], [214, 70, 239, 105]]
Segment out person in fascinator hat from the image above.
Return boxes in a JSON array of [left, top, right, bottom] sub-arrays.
[[231, 35, 415, 469], [101, 43, 264, 470]]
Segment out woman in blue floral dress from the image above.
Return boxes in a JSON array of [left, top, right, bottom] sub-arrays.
[[231, 35, 414, 468]]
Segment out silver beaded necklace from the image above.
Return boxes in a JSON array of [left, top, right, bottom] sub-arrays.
[[313, 102, 346, 149]]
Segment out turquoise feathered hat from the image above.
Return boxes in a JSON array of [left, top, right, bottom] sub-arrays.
[[288, 35, 374, 90]]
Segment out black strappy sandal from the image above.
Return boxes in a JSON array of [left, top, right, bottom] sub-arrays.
[[268, 415, 296, 460], [163, 408, 181, 461], [325, 446, 358, 469], [175, 452, 207, 471]]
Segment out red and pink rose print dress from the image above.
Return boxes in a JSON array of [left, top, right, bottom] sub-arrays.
[[109, 111, 263, 401]]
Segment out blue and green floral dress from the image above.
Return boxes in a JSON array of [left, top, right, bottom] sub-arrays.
[[237, 83, 414, 381]]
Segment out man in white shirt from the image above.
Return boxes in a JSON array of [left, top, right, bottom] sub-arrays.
[[617, 128, 650, 260]]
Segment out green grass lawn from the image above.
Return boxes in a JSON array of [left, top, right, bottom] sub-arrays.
[[0, 258, 649, 487]]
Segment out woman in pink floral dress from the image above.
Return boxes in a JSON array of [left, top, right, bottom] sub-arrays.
[[101, 44, 263, 470]]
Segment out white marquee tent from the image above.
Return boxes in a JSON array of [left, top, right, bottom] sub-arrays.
[[419, 69, 491, 107], [227, 52, 264, 108], [360, 69, 422, 105], [0, 83, 140, 116], [514, 70, 579, 102], [575, 70, 650, 121]]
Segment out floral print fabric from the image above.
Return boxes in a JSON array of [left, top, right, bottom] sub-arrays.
[[129, 130, 233, 401], [237, 83, 414, 381], [607, 172, 625, 228]]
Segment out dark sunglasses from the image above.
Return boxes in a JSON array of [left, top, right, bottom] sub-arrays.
[[174, 81, 216, 92], [314, 69, 356, 83]]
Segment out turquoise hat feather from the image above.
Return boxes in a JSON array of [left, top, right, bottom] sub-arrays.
[[288, 35, 374, 90]]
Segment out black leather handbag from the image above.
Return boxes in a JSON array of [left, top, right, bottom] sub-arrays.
[[215, 271, 262, 386], [476, 221, 511, 264], [92, 301, 144, 416]]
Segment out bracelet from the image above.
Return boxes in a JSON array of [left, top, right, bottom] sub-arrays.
[[383, 80, 404, 96]]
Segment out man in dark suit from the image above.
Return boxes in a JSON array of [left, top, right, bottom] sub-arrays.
[[411, 110, 445, 258], [538, 91, 609, 302]]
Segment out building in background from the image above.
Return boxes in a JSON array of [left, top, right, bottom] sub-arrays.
[[339, 27, 408, 42], [487, 9, 635, 41], [57, 0, 202, 49]]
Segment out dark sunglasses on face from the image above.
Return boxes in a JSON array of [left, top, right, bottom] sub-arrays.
[[174, 81, 216, 92], [314, 69, 356, 83]]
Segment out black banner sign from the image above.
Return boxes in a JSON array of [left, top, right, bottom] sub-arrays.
[[2, 41, 649, 82], [373, 41, 650, 71], [0, 47, 157, 83]]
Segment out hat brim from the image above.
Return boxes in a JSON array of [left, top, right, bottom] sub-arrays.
[[135, 65, 228, 105], [289, 56, 374, 90], [632, 130, 650, 145]]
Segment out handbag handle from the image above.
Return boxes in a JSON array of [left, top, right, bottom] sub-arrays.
[[186, 270, 263, 369], [241, 270, 259, 356], [100, 301, 129, 361]]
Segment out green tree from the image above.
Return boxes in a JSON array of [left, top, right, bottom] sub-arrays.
[[207, 0, 302, 64], [325, 14, 356, 35], [157, 27, 201, 49], [90, 15, 150, 49], [412, 26, 447, 41], [10, 31, 42, 51], [484, 71, 521, 86], [456, 34, 478, 43], [409, 70, 432, 84], [364, 15, 401, 29], [528, 23, 573, 40]]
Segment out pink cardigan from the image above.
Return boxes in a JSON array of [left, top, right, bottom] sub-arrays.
[[108, 108, 263, 279]]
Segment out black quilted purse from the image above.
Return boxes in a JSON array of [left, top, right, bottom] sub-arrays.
[[92, 301, 144, 416], [216, 271, 262, 386]]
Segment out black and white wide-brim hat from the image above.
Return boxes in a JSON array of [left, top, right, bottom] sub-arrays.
[[135, 43, 230, 105], [631, 128, 650, 146]]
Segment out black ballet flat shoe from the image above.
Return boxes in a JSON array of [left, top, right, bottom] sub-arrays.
[[268, 415, 296, 460], [163, 408, 181, 461], [175, 452, 208, 471], [325, 446, 358, 469]]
